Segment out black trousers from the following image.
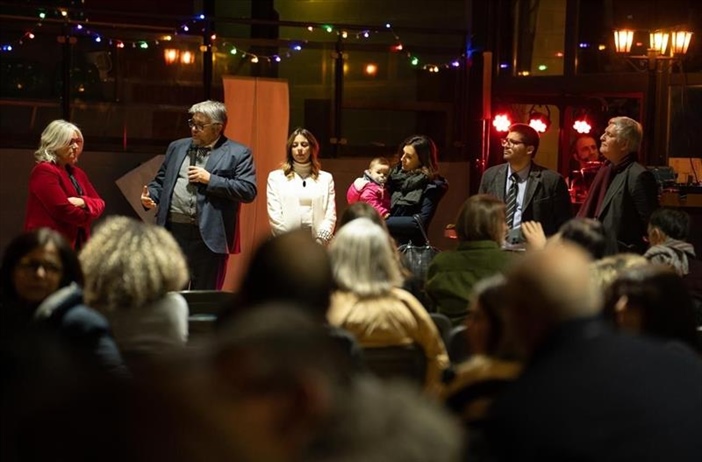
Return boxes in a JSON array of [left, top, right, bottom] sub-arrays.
[[167, 221, 228, 290]]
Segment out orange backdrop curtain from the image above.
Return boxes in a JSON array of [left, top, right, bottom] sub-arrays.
[[222, 76, 289, 291]]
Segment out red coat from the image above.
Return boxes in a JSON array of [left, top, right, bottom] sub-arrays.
[[24, 161, 105, 248]]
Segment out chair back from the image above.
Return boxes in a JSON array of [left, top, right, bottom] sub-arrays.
[[429, 312, 452, 348], [448, 325, 471, 363], [179, 290, 238, 337], [362, 343, 427, 385]]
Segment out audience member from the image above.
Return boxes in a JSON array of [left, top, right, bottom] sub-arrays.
[[485, 243, 702, 461], [590, 252, 648, 294], [267, 127, 336, 245], [0, 228, 126, 376], [522, 217, 608, 260], [441, 274, 522, 425], [79, 216, 190, 364], [346, 156, 392, 218], [24, 119, 105, 249], [644, 207, 702, 323], [205, 305, 464, 462], [603, 264, 700, 353], [426, 195, 516, 324], [141, 100, 257, 290], [327, 218, 449, 394], [577, 116, 659, 254], [218, 227, 363, 370], [479, 123, 572, 241], [385, 135, 448, 246]]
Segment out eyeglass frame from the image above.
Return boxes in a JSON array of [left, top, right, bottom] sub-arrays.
[[500, 137, 526, 147], [187, 119, 221, 131], [16, 259, 63, 275]]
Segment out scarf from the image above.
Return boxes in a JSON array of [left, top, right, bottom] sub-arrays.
[[644, 238, 696, 276], [577, 153, 636, 219], [292, 160, 312, 179], [388, 167, 430, 207]]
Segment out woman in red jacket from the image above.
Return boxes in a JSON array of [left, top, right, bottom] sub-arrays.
[[24, 119, 105, 249]]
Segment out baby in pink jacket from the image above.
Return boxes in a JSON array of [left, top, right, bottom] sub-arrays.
[[346, 157, 391, 218]]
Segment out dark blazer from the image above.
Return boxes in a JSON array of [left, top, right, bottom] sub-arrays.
[[24, 161, 105, 248], [484, 318, 702, 462], [595, 161, 659, 254], [148, 136, 257, 255], [478, 162, 572, 236]]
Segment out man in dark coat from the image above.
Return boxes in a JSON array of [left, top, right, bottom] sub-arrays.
[[484, 243, 702, 462], [577, 116, 659, 254], [479, 123, 572, 240]]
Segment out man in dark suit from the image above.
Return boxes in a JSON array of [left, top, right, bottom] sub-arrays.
[[141, 100, 257, 290], [478, 123, 572, 241], [577, 116, 659, 254], [484, 243, 702, 462]]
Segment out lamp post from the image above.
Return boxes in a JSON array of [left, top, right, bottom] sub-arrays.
[[613, 28, 693, 166]]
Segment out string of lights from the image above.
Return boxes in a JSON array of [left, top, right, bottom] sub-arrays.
[[1, 8, 470, 72]]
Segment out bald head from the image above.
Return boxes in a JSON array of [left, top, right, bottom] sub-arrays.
[[505, 243, 602, 356]]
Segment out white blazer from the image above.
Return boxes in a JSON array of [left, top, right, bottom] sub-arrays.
[[266, 169, 337, 240]]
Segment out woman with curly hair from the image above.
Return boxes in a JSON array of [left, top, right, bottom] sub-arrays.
[[79, 216, 190, 362]]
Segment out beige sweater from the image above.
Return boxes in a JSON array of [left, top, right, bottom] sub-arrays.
[[328, 287, 449, 394]]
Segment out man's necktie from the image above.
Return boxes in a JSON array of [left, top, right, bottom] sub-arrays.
[[505, 172, 519, 229]]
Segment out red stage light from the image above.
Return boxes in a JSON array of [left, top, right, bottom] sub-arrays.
[[573, 119, 592, 134], [492, 113, 511, 132]]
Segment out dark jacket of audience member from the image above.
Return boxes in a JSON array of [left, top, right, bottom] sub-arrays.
[[485, 244, 702, 462]]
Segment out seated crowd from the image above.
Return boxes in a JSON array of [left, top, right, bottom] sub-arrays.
[[2, 199, 702, 461]]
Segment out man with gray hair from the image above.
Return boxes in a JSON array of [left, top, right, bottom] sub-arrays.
[[577, 116, 659, 254], [484, 243, 702, 461], [141, 100, 257, 289]]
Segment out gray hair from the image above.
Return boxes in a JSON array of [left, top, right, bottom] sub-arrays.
[[80, 216, 189, 312], [329, 218, 403, 297], [609, 116, 643, 153], [34, 119, 83, 163], [189, 100, 227, 125]]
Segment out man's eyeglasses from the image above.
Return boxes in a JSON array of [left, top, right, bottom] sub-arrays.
[[501, 138, 526, 147], [188, 119, 220, 131]]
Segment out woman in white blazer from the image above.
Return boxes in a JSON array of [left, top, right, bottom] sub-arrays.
[[267, 128, 337, 245]]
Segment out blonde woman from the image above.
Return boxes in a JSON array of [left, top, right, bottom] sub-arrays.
[[24, 119, 105, 249], [266, 128, 336, 245], [327, 218, 449, 394], [80, 216, 189, 362]]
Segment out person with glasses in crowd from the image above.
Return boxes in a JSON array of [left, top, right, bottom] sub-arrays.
[[478, 123, 572, 244], [24, 119, 105, 250], [141, 100, 257, 290]]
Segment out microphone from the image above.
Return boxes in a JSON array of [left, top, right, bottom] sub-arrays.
[[303, 180, 306, 187], [187, 144, 198, 167]]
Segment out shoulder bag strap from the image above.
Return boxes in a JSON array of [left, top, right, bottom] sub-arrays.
[[412, 214, 431, 246]]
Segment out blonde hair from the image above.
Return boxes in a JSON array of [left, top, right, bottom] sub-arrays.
[[34, 119, 83, 163], [80, 216, 189, 312], [329, 218, 403, 297], [590, 253, 648, 294]]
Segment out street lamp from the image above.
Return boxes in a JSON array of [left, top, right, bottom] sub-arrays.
[[612, 27, 693, 165], [613, 27, 693, 70]]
